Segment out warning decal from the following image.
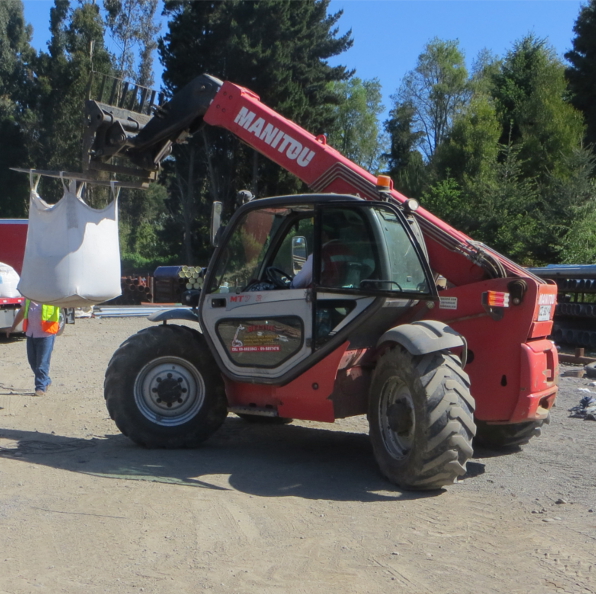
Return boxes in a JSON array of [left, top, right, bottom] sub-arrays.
[[439, 296, 458, 310]]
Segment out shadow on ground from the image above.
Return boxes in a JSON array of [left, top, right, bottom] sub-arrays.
[[0, 418, 457, 503]]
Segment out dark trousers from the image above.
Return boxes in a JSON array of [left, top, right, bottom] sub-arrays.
[[26, 335, 55, 392]]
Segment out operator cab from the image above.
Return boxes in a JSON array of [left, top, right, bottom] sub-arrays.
[[200, 194, 437, 383]]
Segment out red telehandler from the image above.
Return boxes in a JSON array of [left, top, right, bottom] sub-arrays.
[[81, 73, 558, 490]]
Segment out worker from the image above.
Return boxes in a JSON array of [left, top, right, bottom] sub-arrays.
[[290, 226, 352, 289], [6, 299, 61, 396]]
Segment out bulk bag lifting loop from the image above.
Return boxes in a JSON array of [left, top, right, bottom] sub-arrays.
[[17, 172, 122, 307]]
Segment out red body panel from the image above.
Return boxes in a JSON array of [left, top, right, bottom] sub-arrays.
[[0, 220, 28, 274], [204, 81, 559, 425], [225, 342, 349, 422], [414, 280, 558, 421], [0, 297, 24, 305]]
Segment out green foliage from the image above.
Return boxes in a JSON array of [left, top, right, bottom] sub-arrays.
[[491, 35, 584, 181], [434, 93, 501, 182], [326, 77, 387, 172], [2, 5, 593, 271], [566, 0, 596, 148], [0, 0, 35, 217], [420, 175, 466, 223], [32, 0, 114, 202], [120, 251, 179, 276], [465, 145, 542, 264], [383, 101, 427, 197], [389, 33, 588, 266], [549, 149, 596, 264], [396, 38, 470, 160], [423, 145, 542, 265], [158, 0, 353, 263], [119, 182, 169, 256]]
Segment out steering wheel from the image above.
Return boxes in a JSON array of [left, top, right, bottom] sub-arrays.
[[265, 266, 293, 289]]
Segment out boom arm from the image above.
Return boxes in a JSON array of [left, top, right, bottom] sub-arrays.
[[85, 73, 536, 286]]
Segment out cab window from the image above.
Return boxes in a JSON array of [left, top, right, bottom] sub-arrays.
[[209, 206, 314, 293]]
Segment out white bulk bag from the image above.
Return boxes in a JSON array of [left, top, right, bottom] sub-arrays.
[[18, 175, 122, 307], [0, 262, 21, 298]]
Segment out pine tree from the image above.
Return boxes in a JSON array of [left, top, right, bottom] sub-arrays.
[[0, 0, 36, 216], [491, 35, 584, 182], [158, 0, 353, 263], [566, 0, 596, 148]]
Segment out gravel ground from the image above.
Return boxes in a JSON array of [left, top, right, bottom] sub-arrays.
[[0, 317, 594, 594]]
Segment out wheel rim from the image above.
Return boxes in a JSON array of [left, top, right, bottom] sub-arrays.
[[378, 376, 415, 459], [134, 356, 206, 427]]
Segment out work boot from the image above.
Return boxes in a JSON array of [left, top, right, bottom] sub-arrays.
[[34, 390, 46, 397]]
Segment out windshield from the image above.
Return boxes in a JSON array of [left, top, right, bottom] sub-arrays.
[[209, 206, 314, 293]]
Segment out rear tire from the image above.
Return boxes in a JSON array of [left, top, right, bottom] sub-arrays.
[[368, 348, 475, 490], [104, 324, 227, 448], [474, 418, 547, 449]]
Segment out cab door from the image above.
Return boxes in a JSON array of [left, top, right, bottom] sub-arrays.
[[200, 204, 315, 381]]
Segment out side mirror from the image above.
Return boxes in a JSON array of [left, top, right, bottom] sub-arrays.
[[291, 236, 308, 275], [211, 201, 223, 247]]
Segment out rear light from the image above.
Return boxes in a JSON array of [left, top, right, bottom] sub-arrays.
[[483, 291, 510, 307], [481, 291, 510, 321]]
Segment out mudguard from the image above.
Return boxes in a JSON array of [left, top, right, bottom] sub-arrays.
[[377, 320, 464, 356], [148, 308, 200, 325]]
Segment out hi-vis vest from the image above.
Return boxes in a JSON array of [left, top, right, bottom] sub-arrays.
[[22, 299, 60, 335]]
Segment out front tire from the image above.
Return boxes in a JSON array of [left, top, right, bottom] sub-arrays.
[[104, 324, 227, 448], [368, 347, 475, 490]]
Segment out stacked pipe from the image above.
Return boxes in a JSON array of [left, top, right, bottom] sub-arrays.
[[153, 265, 206, 303], [105, 276, 153, 305], [178, 266, 204, 290], [558, 278, 596, 291], [528, 274, 596, 349]]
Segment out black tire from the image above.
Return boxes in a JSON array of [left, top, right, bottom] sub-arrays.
[[368, 347, 475, 490], [474, 417, 547, 449], [104, 324, 228, 448], [236, 413, 293, 425]]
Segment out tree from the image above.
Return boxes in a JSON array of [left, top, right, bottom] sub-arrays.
[[393, 38, 470, 160], [566, 0, 596, 148], [104, 0, 160, 87], [383, 100, 426, 197], [434, 93, 501, 183], [548, 149, 596, 264], [0, 0, 36, 217], [491, 35, 584, 182], [326, 77, 386, 172], [32, 0, 113, 202], [158, 0, 353, 263], [423, 144, 542, 265]]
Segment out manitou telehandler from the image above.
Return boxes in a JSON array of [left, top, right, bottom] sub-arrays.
[[80, 73, 558, 490]]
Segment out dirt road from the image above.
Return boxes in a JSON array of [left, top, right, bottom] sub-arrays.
[[1, 317, 595, 594]]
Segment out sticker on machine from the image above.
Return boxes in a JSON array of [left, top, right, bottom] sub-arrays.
[[439, 296, 458, 310]]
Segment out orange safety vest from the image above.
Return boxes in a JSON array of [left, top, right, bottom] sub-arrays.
[[22, 300, 61, 335]]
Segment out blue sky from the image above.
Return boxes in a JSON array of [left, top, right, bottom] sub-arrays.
[[23, 0, 585, 118]]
